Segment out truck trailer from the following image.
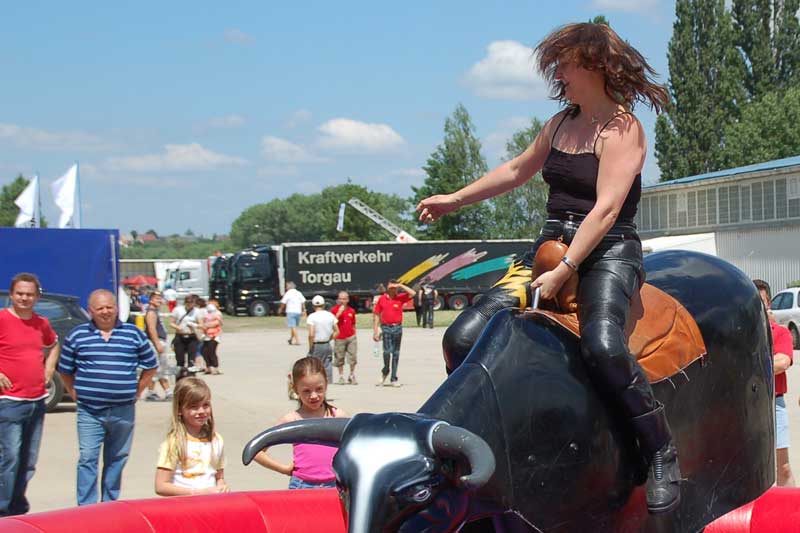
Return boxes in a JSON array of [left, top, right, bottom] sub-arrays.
[[222, 240, 534, 316]]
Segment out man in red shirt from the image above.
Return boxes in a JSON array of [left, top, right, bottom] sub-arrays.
[[332, 291, 358, 385], [373, 279, 415, 387], [0, 273, 59, 516], [754, 279, 795, 487]]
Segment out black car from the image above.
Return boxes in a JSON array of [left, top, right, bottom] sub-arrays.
[[0, 291, 89, 411]]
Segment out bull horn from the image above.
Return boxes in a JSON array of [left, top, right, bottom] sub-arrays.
[[242, 418, 349, 465], [431, 424, 495, 490]]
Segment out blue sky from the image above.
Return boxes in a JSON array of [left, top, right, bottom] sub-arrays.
[[1, 0, 675, 236]]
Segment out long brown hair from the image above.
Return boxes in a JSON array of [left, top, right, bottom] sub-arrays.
[[167, 377, 216, 470], [292, 356, 334, 416], [534, 22, 669, 113]]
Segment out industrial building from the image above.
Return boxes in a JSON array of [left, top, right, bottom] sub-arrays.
[[637, 155, 800, 291]]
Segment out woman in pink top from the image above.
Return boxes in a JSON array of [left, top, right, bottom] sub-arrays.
[[254, 356, 348, 488]]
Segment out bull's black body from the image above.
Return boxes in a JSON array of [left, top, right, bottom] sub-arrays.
[[244, 251, 774, 532], [430, 251, 774, 532]]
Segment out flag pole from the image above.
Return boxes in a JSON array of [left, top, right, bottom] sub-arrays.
[[75, 160, 82, 228], [35, 173, 41, 228]]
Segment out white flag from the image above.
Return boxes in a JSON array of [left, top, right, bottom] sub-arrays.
[[51, 164, 78, 228], [336, 202, 346, 232], [14, 175, 40, 227]]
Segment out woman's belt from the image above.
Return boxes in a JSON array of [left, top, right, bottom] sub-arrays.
[[541, 213, 638, 242]]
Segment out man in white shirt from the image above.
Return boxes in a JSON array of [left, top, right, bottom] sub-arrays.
[[306, 295, 338, 383], [168, 295, 199, 370], [278, 282, 306, 346]]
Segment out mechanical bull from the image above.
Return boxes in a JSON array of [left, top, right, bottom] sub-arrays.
[[243, 251, 775, 532]]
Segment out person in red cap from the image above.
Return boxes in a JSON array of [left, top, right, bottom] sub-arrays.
[[372, 279, 415, 387]]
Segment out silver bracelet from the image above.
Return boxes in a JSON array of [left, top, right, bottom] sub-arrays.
[[561, 256, 579, 271]]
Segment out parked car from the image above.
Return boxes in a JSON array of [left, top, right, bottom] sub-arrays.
[[771, 287, 800, 350], [0, 291, 89, 411]]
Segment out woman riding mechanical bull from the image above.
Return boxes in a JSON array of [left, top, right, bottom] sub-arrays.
[[416, 22, 679, 514]]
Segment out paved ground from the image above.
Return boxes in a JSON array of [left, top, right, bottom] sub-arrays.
[[23, 324, 800, 513]]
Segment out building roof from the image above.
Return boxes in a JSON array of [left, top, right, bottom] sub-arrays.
[[645, 154, 800, 191]]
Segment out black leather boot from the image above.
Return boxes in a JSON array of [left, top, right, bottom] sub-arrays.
[[647, 441, 681, 513], [631, 403, 681, 514]]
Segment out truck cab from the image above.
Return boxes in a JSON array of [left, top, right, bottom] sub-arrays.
[[209, 255, 232, 308], [164, 259, 209, 300], [225, 246, 281, 316]]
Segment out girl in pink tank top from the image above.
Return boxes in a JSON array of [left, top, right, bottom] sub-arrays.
[[253, 356, 348, 489]]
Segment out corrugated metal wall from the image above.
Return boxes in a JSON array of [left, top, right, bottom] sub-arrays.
[[716, 227, 800, 290]]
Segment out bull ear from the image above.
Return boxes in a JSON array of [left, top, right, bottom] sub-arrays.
[[431, 424, 495, 490], [242, 418, 349, 465]]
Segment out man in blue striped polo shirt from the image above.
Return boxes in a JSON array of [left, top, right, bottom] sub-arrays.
[[58, 289, 157, 506]]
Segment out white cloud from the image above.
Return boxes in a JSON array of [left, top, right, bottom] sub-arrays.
[[223, 28, 255, 45], [462, 40, 547, 101], [208, 114, 246, 129], [285, 109, 313, 129], [590, 0, 659, 12], [317, 118, 406, 152], [261, 136, 327, 164], [107, 143, 247, 172], [0, 123, 116, 152], [388, 167, 426, 179]]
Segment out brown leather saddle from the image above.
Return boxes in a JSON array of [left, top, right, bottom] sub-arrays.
[[529, 240, 707, 383]]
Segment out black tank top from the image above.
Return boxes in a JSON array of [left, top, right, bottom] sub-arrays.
[[541, 109, 641, 222]]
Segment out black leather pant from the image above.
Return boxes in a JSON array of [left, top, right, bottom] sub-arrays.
[[442, 217, 670, 457]]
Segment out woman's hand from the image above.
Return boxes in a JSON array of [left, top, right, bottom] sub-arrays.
[[531, 267, 573, 301], [416, 194, 461, 223]]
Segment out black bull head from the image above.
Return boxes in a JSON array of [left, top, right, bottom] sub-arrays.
[[244, 251, 775, 532]]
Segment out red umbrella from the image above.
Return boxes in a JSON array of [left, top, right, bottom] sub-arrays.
[[122, 275, 158, 287]]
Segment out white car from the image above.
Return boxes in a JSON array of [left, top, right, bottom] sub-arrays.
[[771, 287, 800, 349]]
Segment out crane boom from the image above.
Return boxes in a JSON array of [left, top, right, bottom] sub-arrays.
[[346, 198, 417, 242]]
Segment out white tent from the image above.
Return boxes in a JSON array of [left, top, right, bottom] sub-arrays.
[[641, 233, 717, 255]]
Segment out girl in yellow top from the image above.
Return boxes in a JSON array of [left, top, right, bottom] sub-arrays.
[[155, 377, 229, 496]]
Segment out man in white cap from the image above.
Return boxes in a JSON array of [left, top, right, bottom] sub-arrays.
[[306, 295, 338, 383]]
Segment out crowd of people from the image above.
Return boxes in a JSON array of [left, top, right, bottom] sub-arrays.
[[0, 270, 443, 516], [0, 272, 236, 513], [279, 279, 420, 389]]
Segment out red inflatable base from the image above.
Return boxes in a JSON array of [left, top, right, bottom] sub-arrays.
[[2, 487, 800, 532], [705, 487, 800, 532], [0, 490, 346, 533]]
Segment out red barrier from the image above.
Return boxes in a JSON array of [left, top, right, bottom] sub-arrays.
[[705, 487, 800, 533], [2, 487, 799, 532], [0, 490, 346, 533]]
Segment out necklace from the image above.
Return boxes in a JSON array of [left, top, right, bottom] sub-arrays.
[[590, 115, 600, 125]]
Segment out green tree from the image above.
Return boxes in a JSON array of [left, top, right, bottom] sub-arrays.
[[0, 175, 30, 226], [732, 0, 800, 99], [486, 118, 548, 238], [229, 183, 411, 247], [120, 236, 237, 259], [411, 104, 491, 239], [711, 0, 800, 168], [590, 15, 610, 25], [655, 0, 747, 181], [719, 86, 800, 167]]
